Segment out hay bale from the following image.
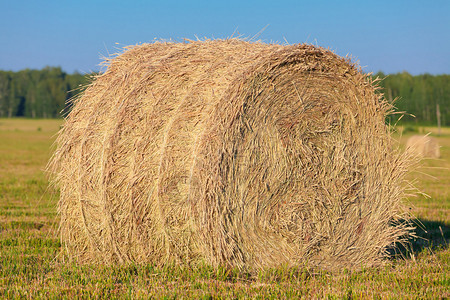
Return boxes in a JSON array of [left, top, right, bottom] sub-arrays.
[[48, 39, 413, 271], [406, 135, 440, 158]]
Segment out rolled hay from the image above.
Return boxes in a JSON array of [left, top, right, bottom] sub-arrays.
[[48, 39, 414, 271], [406, 135, 440, 158]]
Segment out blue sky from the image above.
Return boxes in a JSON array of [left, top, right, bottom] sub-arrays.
[[1, 0, 449, 75]]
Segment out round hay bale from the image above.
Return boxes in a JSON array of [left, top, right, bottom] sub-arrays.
[[406, 135, 440, 158], [48, 39, 413, 271]]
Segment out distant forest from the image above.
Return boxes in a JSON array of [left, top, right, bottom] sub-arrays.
[[0, 67, 91, 119], [0, 67, 448, 126], [373, 72, 449, 127]]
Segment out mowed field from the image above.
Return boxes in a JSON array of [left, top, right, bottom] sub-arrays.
[[0, 118, 448, 299]]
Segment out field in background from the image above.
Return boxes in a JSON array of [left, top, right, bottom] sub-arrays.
[[397, 127, 449, 225], [0, 118, 448, 298]]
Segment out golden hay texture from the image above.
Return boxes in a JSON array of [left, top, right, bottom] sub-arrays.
[[406, 135, 440, 158], [48, 39, 413, 271]]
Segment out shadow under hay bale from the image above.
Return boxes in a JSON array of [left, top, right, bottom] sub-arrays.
[[406, 135, 440, 158], [48, 39, 414, 271]]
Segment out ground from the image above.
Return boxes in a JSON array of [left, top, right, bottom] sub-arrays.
[[0, 118, 448, 298]]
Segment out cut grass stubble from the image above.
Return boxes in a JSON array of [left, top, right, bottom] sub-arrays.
[[0, 121, 449, 298]]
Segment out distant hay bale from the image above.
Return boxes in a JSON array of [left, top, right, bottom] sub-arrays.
[[48, 39, 413, 271], [406, 135, 440, 158]]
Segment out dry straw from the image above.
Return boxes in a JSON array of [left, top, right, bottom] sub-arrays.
[[48, 39, 414, 271], [406, 135, 440, 158]]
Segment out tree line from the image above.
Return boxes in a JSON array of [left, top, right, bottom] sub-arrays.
[[373, 72, 449, 127], [0, 67, 448, 126], [0, 67, 90, 118]]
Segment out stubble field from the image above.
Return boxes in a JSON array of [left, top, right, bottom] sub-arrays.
[[0, 118, 448, 298]]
